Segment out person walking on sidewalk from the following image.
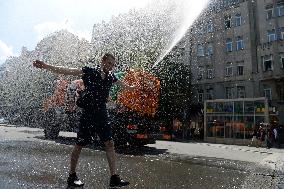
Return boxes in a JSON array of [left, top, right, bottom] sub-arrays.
[[33, 53, 135, 188], [273, 126, 280, 148]]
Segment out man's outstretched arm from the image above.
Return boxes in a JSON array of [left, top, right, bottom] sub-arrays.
[[33, 60, 83, 76]]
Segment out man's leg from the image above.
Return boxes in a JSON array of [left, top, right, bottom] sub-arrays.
[[104, 140, 130, 187], [67, 109, 89, 187], [104, 140, 116, 175], [67, 144, 84, 187], [70, 144, 83, 174]]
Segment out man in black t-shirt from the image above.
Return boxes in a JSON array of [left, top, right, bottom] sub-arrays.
[[33, 53, 134, 187]]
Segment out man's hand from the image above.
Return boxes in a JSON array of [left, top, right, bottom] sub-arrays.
[[33, 60, 47, 69]]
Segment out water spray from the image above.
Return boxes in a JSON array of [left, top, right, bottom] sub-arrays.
[[152, 0, 209, 69]]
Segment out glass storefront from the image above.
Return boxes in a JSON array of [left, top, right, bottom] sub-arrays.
[[204, 98, 269, 144]]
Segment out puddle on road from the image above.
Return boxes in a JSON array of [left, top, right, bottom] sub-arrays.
[[0, 141, 275, 189]]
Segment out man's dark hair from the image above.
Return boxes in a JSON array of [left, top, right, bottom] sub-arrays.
[[102, 53, 115, 61]]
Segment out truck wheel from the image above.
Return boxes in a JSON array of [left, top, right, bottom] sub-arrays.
[[113, 128, 129, 148], [114, 138, 128, 148], [44, 125, 60, 139], [128, 139, 145, 147], [113, 132, 129, 148]]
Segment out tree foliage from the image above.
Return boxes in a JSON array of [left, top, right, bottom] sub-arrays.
[[154, 54, 192, 122], [90, 0, 187, 72], [0, 30, 91, 123]]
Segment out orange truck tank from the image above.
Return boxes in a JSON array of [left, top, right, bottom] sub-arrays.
[[117, 70, 160, 117], [42, 78, 68, 112]]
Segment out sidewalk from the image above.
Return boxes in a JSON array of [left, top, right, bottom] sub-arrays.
[[148, 140, 284, 173]]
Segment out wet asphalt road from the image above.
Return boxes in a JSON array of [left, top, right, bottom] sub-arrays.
[[0, 125, 282, 189]]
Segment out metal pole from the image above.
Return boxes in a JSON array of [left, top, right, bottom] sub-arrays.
[[204, 101, 207, 142]]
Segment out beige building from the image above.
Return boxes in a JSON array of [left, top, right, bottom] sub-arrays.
[[184, 0, 284, 125]]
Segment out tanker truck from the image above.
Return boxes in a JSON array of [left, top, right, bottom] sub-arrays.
[[110, 69, 161, 147], [42, 70, 161, 147]]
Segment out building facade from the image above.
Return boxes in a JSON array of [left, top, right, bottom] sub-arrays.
[[185, 0, 284, 125]]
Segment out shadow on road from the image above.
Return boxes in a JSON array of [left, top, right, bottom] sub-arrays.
[[35, 136, 169, 156]]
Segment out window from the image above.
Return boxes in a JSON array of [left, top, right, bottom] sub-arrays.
[[226, 38, 233, 52], [280, 53, 284, 69], [235, 14, 242, 27], [236, 36, 244, 50], [224, 0, 240, 7], [224, 0, 231, 7], [262, 55, 273, 71], [276, 84, 284, 100], [206, 88, 214, 100], [264, 88, 272, 100], [226, 87, 234, 99], [277, 5, 284, 16], [197, 67, 204, 80], [197, 44, 205, 56], [207, 43, 213, 55], [266, 8, 274, 19], [225, 15, 231, 29], [197, 26, 204, 35], [198, 90, 204, 102], [280, 27, 284, 40], [207, 68, 213, 79], [225, 63, 234, 77], [207, 21, 213, 33], [237, 65, 244, 76], [268, 30, 277, 42], [237, 86, 245, 98]]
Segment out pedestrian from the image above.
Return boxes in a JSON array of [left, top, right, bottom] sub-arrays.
[[257, 126, 265, 148], [190, 127, 195, 140], [249, 127, 259, 147], [265, 126, 273, 149], [273, 126, 280, 148], [33, 53, 135, 187]]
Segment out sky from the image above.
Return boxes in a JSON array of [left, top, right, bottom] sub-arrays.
[[0, 0, 151, 64]]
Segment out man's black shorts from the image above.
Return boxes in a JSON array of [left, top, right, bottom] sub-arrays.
[[76, 109, 112, 146]]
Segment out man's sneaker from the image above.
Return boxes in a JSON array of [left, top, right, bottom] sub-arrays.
[[67, 173, 84, 187], [109, 174, 130, 187]]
